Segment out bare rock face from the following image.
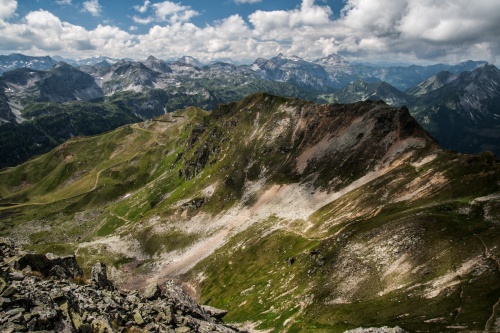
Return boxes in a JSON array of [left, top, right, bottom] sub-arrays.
[[90, 261, 113, 290], [0, 238, 240, 333], [14, 251, 83, 280]]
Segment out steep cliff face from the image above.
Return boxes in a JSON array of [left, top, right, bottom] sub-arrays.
[[0, 94, 499, 332]]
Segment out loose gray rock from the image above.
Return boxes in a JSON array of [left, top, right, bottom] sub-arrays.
[[201, 305, 228, 320], [90, 262, 113, 290], [0, 238, 242, 333], [143, 282, 162, 300]]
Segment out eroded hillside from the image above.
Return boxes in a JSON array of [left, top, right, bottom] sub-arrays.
[[0, 93, 499, 332]]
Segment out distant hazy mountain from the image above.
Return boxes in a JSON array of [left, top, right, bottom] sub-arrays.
[[348, 60, 487, 91], [77, 55, 123, 66], [0, 54, 57, 74], [0, 62, 103, 106], [411, 65, 500, 155], [250, 53, 487, 91], [321, 80, 414, 106], [177, 55, 205, 68], [406, 71, 458, 96], [251, 53, 335, 91]]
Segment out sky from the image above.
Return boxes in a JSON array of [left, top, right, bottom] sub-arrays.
[[0, 0, 499, 65]]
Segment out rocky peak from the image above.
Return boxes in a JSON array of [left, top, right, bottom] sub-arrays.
[[52, 61, 73, 70], [177, 56, 204, 68], [206, 93, 435, 192], [144, 55, 172, 73], [272, 53, 306, 65], [314, 53, 350, 67]]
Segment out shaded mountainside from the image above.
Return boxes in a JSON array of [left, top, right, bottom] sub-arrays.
[[0, 94, 499, 332], [319, 65, 500, 156], [410, 65, 500, 155], [0, 101, 141, 168], [405, 71, 458, 96], [320, 80, 414, 107]]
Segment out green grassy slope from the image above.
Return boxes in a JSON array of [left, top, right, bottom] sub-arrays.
[[190, 151, 500, 332], [0, 93, 499, 332]]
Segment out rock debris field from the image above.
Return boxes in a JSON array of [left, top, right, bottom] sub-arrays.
[[0, 238, 240, 333]]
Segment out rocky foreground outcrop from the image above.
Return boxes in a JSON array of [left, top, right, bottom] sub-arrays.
[[0, 238, 240, 333]]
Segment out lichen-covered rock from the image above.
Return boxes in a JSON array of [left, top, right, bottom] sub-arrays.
[[200, 305, 228, 320], [143, 282, 162, 300], [90, 261, 113, 290]]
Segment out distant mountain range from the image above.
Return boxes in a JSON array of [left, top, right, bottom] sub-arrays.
[[0, 54, 58, 74], [0, 52, 487, 90], [0, 52, 497, 168]]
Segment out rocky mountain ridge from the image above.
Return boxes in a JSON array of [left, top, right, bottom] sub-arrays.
[[0, 52, 488, 94]]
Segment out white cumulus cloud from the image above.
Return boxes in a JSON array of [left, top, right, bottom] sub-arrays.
[[0, 0, 17, 20], [249, 0, 332, 40], [134, 0, 150, 14], [82, 0, 102, 17], [334, 0, 500, 63], [0, 0, 499, 64], [152, 1, 199, 24]]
